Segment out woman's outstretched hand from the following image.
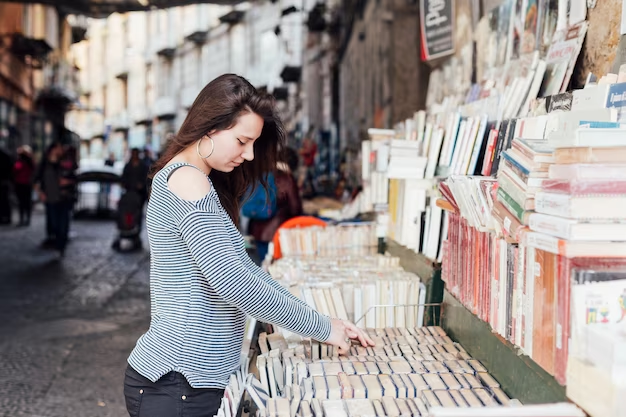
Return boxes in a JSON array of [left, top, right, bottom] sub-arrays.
[[326, 318, 376, 355]]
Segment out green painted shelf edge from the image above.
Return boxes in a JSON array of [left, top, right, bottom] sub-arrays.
[[442, 290, 568, 404], [385, 240, 445, 327]]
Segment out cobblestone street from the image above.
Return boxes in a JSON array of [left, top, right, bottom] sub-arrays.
[[0, 205, 151, 417]]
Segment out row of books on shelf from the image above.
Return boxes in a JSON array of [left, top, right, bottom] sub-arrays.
[[360, 71, 626, 257], [440, 209, 626, 417], [267, 255, 425, 331], [276, 223, 378, 258]]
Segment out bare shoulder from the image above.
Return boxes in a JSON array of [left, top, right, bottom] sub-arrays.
[[167, 165, 212, 201]]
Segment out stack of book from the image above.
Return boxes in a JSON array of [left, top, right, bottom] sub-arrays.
[[267, 255, 425, 330], [277, 223, 377, 258], [243, 327, 584, 417], [493, 137, 554, 242]]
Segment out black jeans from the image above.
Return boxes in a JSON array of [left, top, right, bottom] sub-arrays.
[[123, 365, 224, 417], [47, 201, 72, 251]]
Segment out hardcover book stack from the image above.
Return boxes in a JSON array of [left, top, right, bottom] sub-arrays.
[[493, 136, 554, 242]]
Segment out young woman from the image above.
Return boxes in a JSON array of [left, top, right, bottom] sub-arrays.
[[123, 74, 374, 417]]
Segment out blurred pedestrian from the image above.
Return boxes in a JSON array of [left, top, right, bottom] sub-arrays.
[[59, 144, 78, 203], [142, 145, 155, 169], [124, 74, 373, 417], [248, 147, 302, 263], [13, 145, 35, 226], [299, 134, 317, 198], [121, 148, 149, 231], [0, 147, 12, 225], [34, 142, 72, 257]]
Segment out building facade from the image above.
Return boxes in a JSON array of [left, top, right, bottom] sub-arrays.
[[70, 0, 309, 163], [0, 3, 80, 159]]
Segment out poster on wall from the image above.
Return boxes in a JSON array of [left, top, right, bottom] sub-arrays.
[[420, 0, 456, 61]]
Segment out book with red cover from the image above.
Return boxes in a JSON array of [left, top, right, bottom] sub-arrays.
[[481, 129, 500, 176]]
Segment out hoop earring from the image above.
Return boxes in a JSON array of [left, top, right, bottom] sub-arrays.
[[197, 136, 214, 159]]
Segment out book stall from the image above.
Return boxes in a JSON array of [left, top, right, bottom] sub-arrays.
[[215, 1, 626, 416], [354, 1, 625, 416]]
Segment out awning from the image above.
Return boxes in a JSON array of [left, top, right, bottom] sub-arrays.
[[11, 0, 243, 18]]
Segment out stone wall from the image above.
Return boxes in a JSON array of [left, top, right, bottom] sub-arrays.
[[575, 0, 622, 86], [338, 0, 430, 151]]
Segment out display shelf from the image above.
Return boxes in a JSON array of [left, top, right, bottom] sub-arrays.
[[441, 290, 568, 404], [385, 239, 444, 326]]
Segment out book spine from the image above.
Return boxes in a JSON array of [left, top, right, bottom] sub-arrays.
[[499, 174, 531, 209], [528, 213, 572, 240], [554, 255, 571, 386], [481, 129, 499, 176], [502, 151, 531, 176], [497, 187, 527, 224], [502, 158, 530, 184], [525, 232, 563, 256], [534, 192, 572, 218]]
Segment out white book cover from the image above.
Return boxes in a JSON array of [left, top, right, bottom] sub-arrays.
[[535, 192, 626, 220], [467, 115, 489, 175], [425, 127, 445, 178], [459, 118, 482, 175], [400, 183, 427, 251], [572, 127, 626, 148], [529, 213, 626, 241], [544, 107, 617, 145], [439, 113, 460, 168], [571, 83, 611, 111], [361, 140, 372, 181], [520, 60, 548, 117], [422, 123, 434, 158], [375, 143, 390, 172], [503, 77, 524, 120], [444, 119, 466, 168], [450, 118, 473, 175], [512, 71, 536, 119], [425, 203, 443, 261], [417, 283, 427, 327]]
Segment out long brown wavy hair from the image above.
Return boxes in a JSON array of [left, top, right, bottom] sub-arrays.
[[151, 74, 285, 223]]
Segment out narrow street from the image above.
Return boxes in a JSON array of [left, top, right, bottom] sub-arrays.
[[0, 205, 151, 417]]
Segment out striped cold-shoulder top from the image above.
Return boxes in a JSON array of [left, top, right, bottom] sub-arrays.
[[127, 162, 331, 388]]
